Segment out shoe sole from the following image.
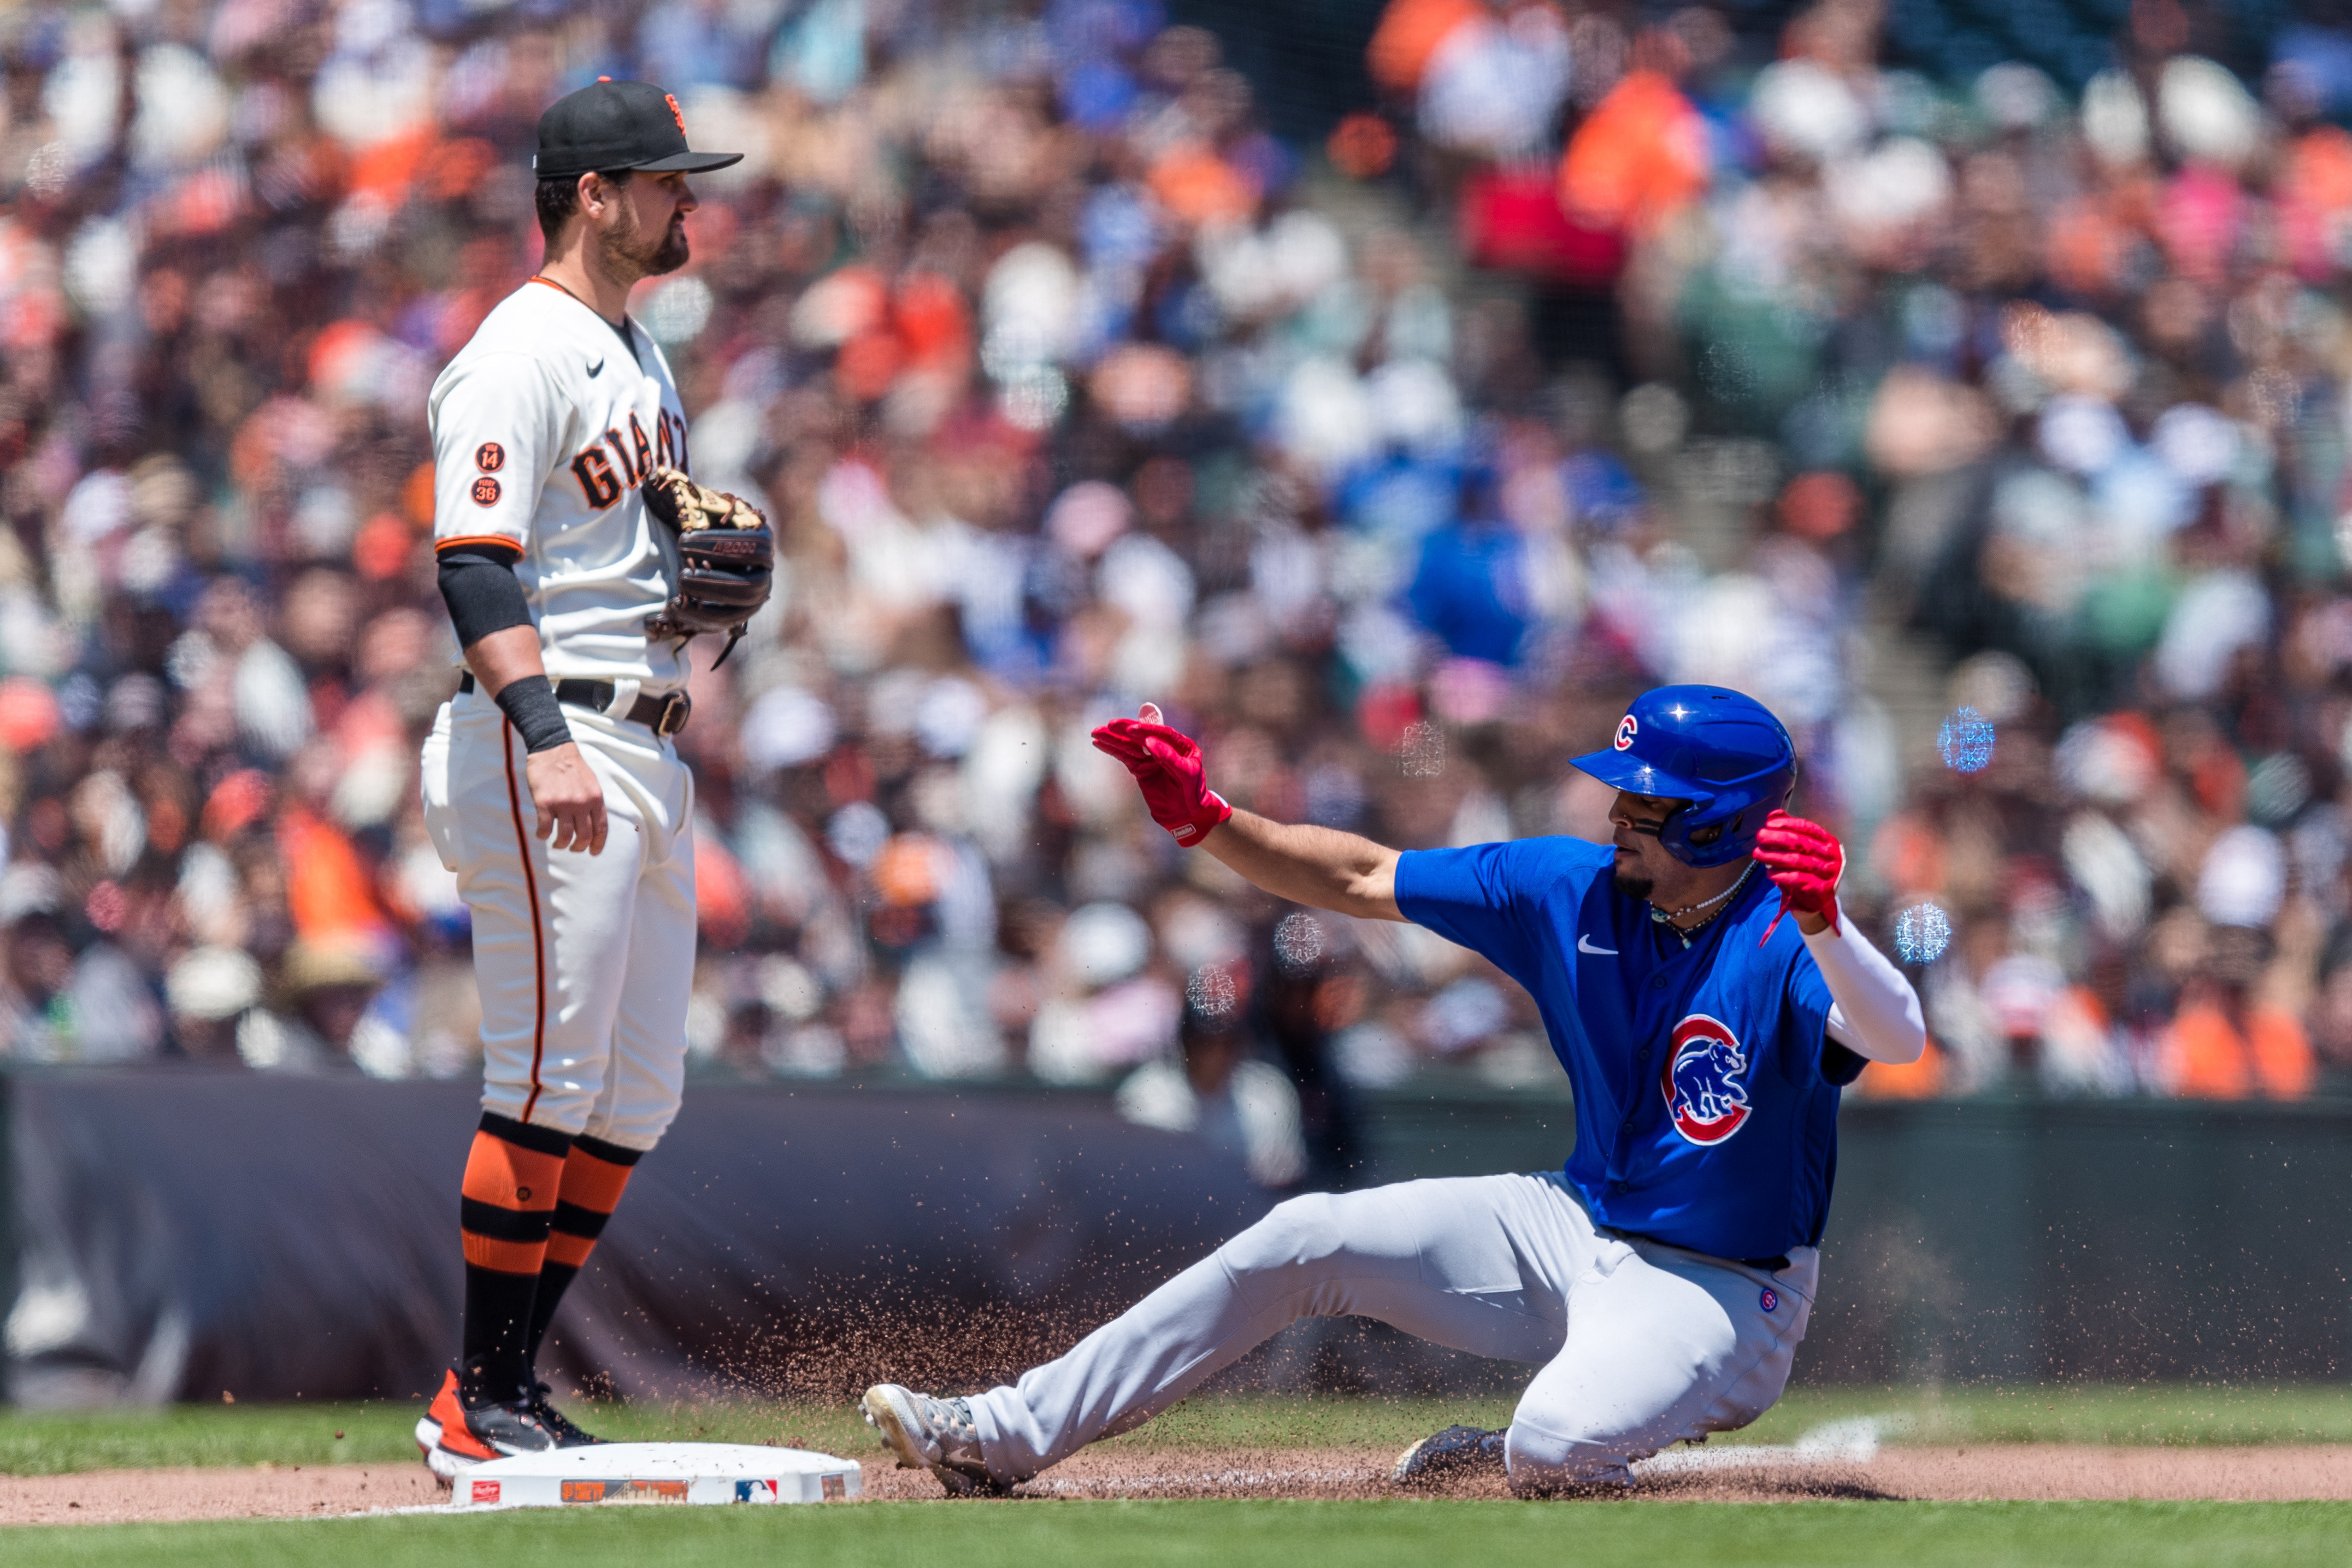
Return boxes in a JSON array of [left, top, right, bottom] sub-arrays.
[[415, 1419, 476, 1489], [860, 1387, 932, 1472], [1390, 1437, 1435, 1486], [1390, 1429, 1504, 1487], [860, 1387, 991, 1498], [415, 1415, 562, 1489]]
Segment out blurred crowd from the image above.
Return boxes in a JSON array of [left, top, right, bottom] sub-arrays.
[[1, 0, 2348, 1176]]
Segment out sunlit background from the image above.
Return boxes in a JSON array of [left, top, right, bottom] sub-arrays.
[[0, 0, 2344, 1196]]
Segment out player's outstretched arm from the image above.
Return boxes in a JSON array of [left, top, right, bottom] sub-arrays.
[[1090, 705, 1404, 922], [1206, 810, 1404, 923], [462, 624, 610, 857]]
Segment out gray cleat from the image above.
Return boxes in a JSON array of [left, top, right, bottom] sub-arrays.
[[860, 1383, 1003, 1496], [1391, 1424, 1507, 1486]]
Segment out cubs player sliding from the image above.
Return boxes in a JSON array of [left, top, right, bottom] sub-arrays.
[[410, 81, 772, 1481], [865, 686, 1925, 1495]]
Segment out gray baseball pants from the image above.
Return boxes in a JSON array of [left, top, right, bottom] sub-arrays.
[[966, 1172, 1817, 1492]]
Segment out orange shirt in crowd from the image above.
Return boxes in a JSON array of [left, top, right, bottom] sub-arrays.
[[277, 805, 391, 945], [1558, 70, 1709, 238], [1850, 1036, 1945, 1099], [1366, 0, 1484, 93], [2161, 1001, 2316, 1101]]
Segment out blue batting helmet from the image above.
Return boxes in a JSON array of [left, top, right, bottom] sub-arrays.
[[1569, 686, 1796, 868]]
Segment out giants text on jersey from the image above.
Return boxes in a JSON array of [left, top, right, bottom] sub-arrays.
[[427, 279, 697, 688]]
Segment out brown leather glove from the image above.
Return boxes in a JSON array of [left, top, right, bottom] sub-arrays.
[[640, 466, 773, 667]]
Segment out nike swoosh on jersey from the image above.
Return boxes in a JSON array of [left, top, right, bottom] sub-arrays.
[[587, 357, 604, 377], [1577, 935, 1618, 956]]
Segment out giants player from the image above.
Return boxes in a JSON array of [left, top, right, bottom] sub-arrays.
[[411, 82, 756, 1480], [863, 687, 1926, 1495]]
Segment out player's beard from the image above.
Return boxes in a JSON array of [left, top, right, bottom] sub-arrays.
[[1611, 841, 1654, 904], [600, 201, 690, 281]]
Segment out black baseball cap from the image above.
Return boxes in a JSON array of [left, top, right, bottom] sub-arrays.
[[534, 79, 744, 182]]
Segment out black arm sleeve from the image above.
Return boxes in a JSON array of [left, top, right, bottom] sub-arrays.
[[437, 544, 532, 649], [438, 544, 571, 753]]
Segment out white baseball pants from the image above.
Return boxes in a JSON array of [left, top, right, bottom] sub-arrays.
[[967, 1172, 1817, 1492], [419, 685, 697, 1151]]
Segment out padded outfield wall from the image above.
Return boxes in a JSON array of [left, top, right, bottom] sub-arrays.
[[1355, 1087, 2352, 1386], [3, 1070, 2347, 1405]]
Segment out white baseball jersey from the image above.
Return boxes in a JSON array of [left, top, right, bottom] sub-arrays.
[[427, 278, 694, 689]]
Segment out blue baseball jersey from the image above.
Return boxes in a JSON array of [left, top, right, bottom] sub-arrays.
[[1395, 836, 1858, 1261]]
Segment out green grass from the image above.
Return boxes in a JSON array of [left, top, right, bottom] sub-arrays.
[[1741, 1383, 2352, 1448], [0, 1404, 415, 1477], [0, 1399, 866, 1477], [4, 1501, 2350, 1567], [4, 1383, 2351, 1478], [1083, 1382, 2352, 1453]]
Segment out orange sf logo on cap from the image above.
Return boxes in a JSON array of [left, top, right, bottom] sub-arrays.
[[665, 93, 685, 133]]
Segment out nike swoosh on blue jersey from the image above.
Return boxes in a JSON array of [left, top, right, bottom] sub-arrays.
[[1577, 934, 1618, 956], [587, 357, 604, 377]]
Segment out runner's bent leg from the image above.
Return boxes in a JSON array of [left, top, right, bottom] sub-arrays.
[[1504, 1239, 1817, 1492], [967, 1174, 1596, 1483]]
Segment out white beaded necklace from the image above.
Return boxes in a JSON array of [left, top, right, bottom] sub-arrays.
[[1649, 860, 1755, 949]]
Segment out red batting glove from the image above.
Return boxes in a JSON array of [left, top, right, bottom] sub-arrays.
[[1753, 809, 1844, 938], [1090, 703, 1234, 847]]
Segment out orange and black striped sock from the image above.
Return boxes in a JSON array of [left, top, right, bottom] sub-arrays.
[[459, 1112, 570, 1398], [523, 1134, 642, 1371]]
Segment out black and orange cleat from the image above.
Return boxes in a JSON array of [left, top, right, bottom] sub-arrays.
[[527, 1381, 605, 1448], [414, 1364, 557, 1487]]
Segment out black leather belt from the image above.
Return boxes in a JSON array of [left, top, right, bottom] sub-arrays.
[[1607, 1223, 1788, 1274], [458, 671, 691, 738]]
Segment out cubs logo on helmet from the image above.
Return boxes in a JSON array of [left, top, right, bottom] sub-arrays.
[[1660, 1013, 1751, 1145], [1567, 686, 1797, 868]]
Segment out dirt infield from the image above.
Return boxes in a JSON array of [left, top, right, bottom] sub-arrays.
[[976, 1445, 2352, 1504], [0, 1464, 440, 1525], [6, 1445, 2351, 1524]]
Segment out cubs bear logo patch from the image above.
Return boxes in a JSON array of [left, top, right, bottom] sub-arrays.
[[1660, 1013, 1751, 1145], [471, 475, 502, 506], [475, 441, 505, 472], [1614, 714, 1638, 750]]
